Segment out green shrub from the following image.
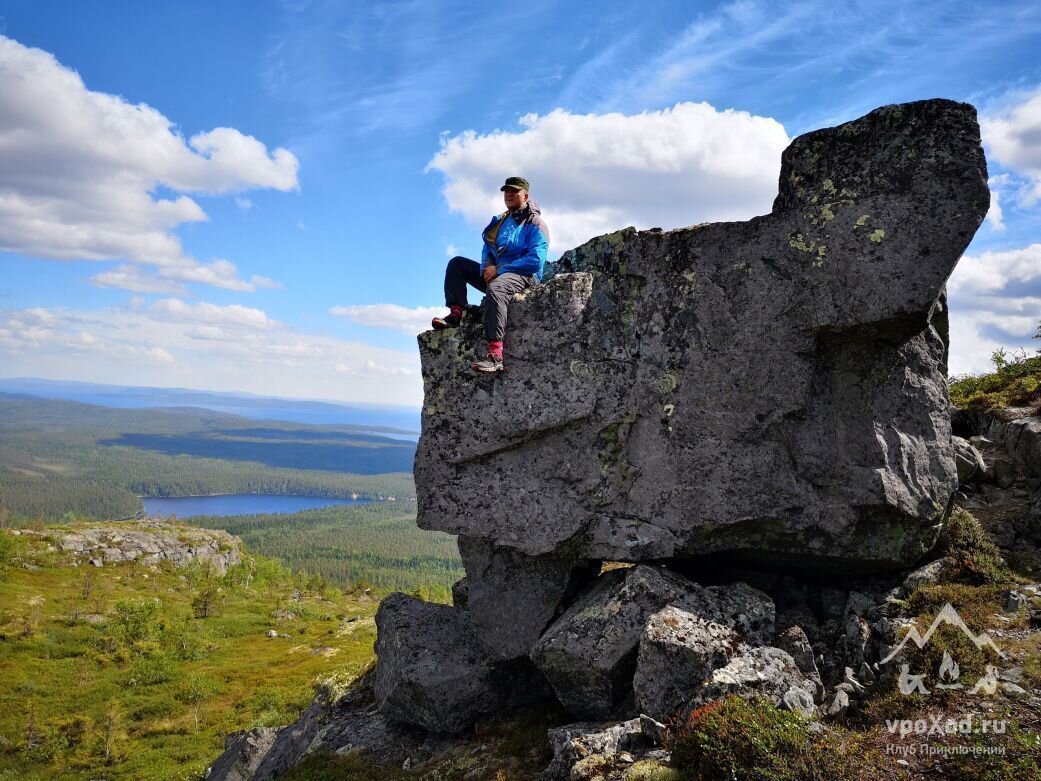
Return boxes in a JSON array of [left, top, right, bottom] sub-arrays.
[[113, 597, 162, 646], [0, 532, 16, 571], [128, 653, 179, 687], [667, 696, 880, 781], [936, 508, 1016, 585], [949, 350, 1041, 411]]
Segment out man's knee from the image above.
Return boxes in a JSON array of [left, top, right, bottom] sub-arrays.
[[487, 276, 513, 300], [447, 255, 470, 272]]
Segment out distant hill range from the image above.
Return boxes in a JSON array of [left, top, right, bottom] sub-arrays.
[[0, 377, 420, 433]]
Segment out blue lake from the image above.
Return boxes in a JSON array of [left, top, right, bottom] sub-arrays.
[[142, 494, 375, 518]]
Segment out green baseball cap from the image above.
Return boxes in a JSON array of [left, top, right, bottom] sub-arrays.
[[500, 176, 530, 192]]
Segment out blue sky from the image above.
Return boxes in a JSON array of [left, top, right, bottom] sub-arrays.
[[1, 0, 1041, 408]]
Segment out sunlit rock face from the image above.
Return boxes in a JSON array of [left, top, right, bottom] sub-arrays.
[[415, 99, 989, 576]]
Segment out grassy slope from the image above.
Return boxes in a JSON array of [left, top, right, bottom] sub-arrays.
[[948, 353, 1041, 412], [184, 503, 463, 596], [0, 527, 386, 781]]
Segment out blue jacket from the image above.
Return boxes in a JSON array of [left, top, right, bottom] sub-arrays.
[[480, 200, 550, 281]]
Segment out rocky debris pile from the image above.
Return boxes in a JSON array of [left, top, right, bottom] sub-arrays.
[[30, 518, 242, 574], [952, 411, 1041, 573], [209, 99, 1000, 779]]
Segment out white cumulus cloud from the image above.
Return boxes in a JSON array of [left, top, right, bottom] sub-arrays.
[[331, 304, 445, 336], [426, 102, 790, 252], [0, 35, 298, 291], [982, 87, 1041, 204], [947, 243, 1041, 375], [149, 298, 279, 329]]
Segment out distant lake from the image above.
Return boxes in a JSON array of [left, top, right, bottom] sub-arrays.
[[142, 494, 378, 518]]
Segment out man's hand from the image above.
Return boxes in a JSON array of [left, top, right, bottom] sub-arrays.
[[482, 265, 498, 283]]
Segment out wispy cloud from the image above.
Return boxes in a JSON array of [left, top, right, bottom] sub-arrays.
[[553, 1, 1041, 133], [262, 0, 553, 146]]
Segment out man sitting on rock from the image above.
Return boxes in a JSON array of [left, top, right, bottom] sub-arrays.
[[431, 176, 550, 373]]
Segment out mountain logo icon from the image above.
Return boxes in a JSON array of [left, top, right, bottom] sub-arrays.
[[880, 603, 1005, 665]]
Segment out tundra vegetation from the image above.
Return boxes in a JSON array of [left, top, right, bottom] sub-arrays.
[[0, 527, 407, 781]]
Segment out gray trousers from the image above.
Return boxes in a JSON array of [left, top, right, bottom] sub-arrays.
[[444, 256, 537, 342]]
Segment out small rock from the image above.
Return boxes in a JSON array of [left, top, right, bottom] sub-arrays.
[[1001, 682, 1029, 698], [1006, 591, 1029, 612], [993, 460, 1017, 488], [639, 714, 667, 745], [953, 436, 986, 484], [858, 662, 876, 686], [901, 559, 948, 592], [844, 591, 875, 618], [782, 687, 816, 718], [691, 646, 817, 715], [824, 689, 850, 719], [543, 719, 647, 781], [999, 667, 1024, 684], [533, 565, 702, 719], [843, 667, 865, 694], [266, 630, 278, 638], [968, 435, 992, 450]]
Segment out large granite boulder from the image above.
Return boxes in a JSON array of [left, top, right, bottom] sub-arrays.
[[370, 593, 546, 733], [457, 535, 593, 660], [633, 582, 776, 720], [691, 645, 818, 716], [415, 99, 989, 574], [530, 565, 699, 718]]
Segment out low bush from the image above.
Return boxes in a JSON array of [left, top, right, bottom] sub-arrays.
[[949, 349, 1041, 412], [936, 508, 1016, 585], [667, 695, 882, 781]]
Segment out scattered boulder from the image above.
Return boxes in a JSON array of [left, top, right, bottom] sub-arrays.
[[901, 559, 950, 592], [531, 565, 698, 719], [1006, 590, 1029, 613], [542, 719, 659, 781], [457, 535, 587, 660], [371, 593, 546, 733], [206, 682, 462, 781], [207, 727, 280, 781], [634, 606, 742, 721], [953, 436, 986, 483], [633, 582, 776, 720], [775, 625, 824, 701], [992, 458, 1018, 489], [690, 646, 817, 717], [823, 688, 851, 719]]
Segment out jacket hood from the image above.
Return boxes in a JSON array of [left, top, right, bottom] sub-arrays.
[[511, 200, 541, 219]]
